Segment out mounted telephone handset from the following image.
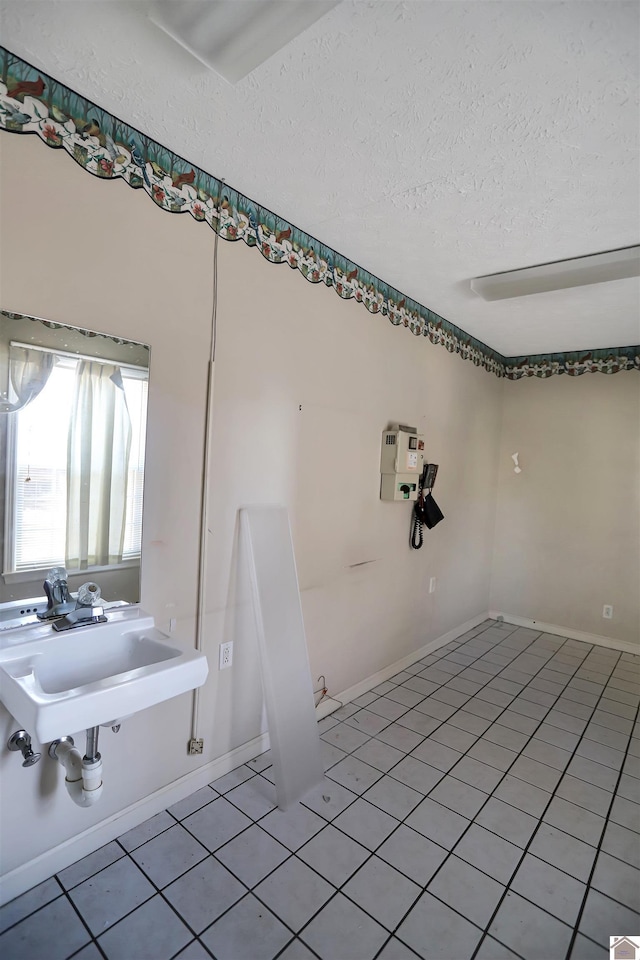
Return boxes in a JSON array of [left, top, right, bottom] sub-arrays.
[[411, 464, 444, 549]]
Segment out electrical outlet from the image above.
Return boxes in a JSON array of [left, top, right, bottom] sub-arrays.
[[219, 641, 233, 669], [429, 577, 437, 594], [602, 605, 613, 620]]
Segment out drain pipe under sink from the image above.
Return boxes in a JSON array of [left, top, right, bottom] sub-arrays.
[[49, 728, 103, 807]]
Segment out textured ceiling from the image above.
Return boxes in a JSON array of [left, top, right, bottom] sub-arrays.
[[2, 0, 639, 356]]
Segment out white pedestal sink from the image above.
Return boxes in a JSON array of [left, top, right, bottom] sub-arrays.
[[0, 606, 208, 742]]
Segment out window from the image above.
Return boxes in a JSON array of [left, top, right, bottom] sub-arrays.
[[4, 343, 148, 576]]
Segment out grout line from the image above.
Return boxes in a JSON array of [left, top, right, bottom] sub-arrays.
[[272, 936, 324, 960], [167, 939, 213, 960]]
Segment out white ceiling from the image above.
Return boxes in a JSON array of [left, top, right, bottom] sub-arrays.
[[2, 0, 639, 356]]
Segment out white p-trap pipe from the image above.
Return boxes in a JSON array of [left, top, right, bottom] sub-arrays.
[[53, 740, 103, 807]]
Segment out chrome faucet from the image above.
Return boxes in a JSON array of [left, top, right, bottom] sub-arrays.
[[38, 567, 76, 620], [52, 581, 108, 632]]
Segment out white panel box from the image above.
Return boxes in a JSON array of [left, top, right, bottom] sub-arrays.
[[380, 425, 424, 500]]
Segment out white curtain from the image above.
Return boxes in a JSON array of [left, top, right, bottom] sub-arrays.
[[1, 345, 56, 414], [66, 361, 132, 570]]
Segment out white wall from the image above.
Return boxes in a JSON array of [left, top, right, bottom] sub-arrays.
[[490, 373, 640, 647], [0, 133, 503, 887]]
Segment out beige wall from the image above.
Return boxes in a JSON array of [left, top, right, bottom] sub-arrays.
[[490, 373, 640, 646], [0, 133, 503, 881]]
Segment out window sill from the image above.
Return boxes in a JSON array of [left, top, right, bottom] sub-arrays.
[[2, 559, 140, 585]]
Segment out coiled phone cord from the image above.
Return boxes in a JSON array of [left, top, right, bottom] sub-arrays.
[[411, 468, 427, 550]]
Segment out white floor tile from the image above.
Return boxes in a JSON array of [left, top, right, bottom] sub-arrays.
[[342, 856, 420, 931], [488, 891, 573, 960], [130, 824, 208, 887], [376, 824, 447, 887], [254, 857, 333, 931], [396, 891, 482, 960], [225, 776, 278, 820], [97, 895, 191, 960], [0, 877, 62, 933], [68, 857, 155, 935], [214, 824, 290, 888], [297, 824, 370, 887], [362, 775, 423, 820], [259, 802, 326, 851], [200, 894, 292, 960], [301, 892, 388, 960], [453, 823, 522, 885], [405, 796, 470, 848], [167, 786, 218, 821], [301, 777, 358, 821], [183, 796, 252, 852], [510, 853, 586, 926], [333, 798, 399, 851], [427, 855, 504, 929], [163, 856, 246, 933], [0, 895, 90, 960]]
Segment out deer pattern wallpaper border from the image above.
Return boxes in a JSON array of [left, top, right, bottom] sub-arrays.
[[1, 49, 638, 380]]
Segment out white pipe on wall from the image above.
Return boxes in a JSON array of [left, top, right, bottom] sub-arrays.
[[190, 179, 224, 746], [53, 740, 103, 808]]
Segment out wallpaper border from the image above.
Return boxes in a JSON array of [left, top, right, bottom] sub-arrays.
[[1, 49, 638, 380]]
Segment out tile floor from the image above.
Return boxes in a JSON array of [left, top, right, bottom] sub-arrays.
[[1, 620, 639, 960]]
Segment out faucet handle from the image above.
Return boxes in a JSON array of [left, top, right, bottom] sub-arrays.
[[46, 566, 68, 585], [77, 582, 101, 607], [8, 730, 41, 767]]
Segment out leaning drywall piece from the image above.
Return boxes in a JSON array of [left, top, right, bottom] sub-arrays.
[[240, 506, 324, 810]]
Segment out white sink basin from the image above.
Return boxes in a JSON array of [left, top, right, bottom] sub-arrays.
[[0, 607, 208, 742]]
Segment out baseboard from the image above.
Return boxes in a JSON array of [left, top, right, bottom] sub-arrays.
[[0, 730, 269, 907], [488, 610, 639, 656], [1, 609, 490, 907], [315, 611, 490, 720]]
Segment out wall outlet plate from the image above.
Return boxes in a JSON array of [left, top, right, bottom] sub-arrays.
[[219, 641, 233, 669], [602, 605, 613, 620]]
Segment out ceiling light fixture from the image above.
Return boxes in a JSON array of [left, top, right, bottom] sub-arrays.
[[148, 0, 338, 84], [470, 245, 640, 301]]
